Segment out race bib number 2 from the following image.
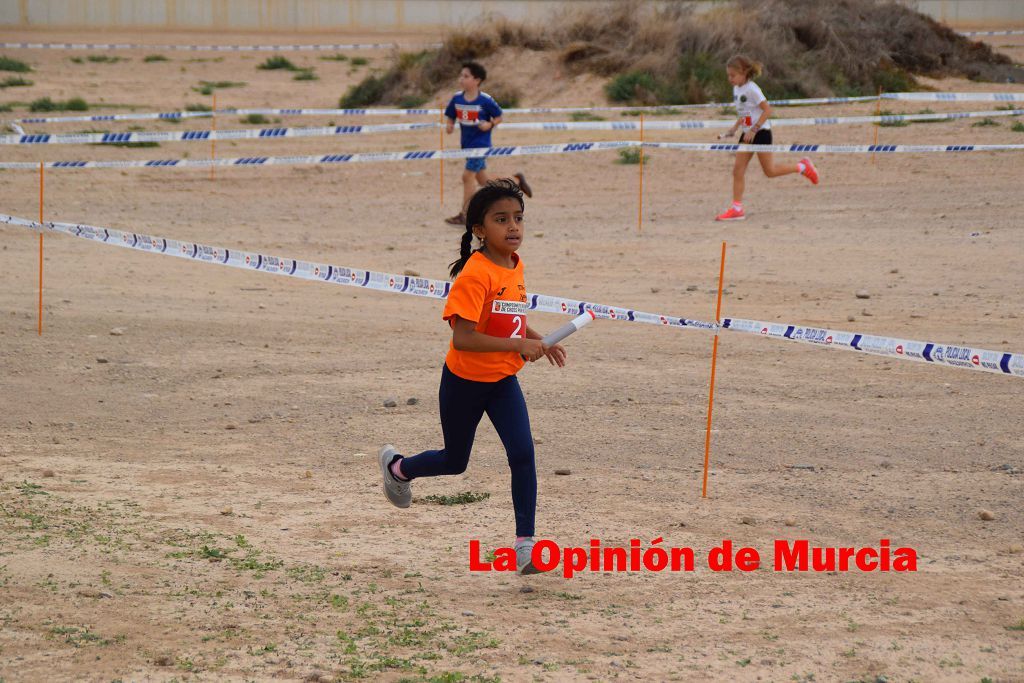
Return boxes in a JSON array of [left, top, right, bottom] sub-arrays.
[[486, 300, 527, 338]]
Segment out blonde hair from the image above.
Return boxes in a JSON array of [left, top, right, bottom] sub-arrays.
[[727, 55, 763, 81]]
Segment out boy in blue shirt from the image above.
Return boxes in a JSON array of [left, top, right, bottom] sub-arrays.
[[444, 61, 532, 225]]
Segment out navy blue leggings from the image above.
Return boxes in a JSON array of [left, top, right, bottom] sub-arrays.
[[400, 364, 536, 537]]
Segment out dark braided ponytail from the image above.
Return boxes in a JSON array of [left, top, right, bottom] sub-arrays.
[[448, 178, 524, 278]]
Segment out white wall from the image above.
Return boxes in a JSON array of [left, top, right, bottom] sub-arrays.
[[2, 0, 1021, 31]]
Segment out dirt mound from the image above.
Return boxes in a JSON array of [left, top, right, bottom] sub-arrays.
[[341, 0, 1023, 107]]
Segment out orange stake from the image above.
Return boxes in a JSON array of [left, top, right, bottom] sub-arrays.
[[210, 93, 217, 181], [439, 105, 444, 206], [38, 161, 44, 336], [637, 114, 644, 233], [701, 241, 727, 498], [871, 88, 882, 165]]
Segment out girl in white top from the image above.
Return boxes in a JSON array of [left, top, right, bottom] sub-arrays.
[[716, 55, 819, 221]]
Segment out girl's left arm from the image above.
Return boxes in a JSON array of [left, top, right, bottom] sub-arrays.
[[752, 101, 773, 131], [525, 324, 566, 367]]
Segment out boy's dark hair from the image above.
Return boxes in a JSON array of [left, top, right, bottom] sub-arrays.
[[461, 61, 487, 82], [449, 178, 524, 278]]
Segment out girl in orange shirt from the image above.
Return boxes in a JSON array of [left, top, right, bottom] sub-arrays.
[[379, 179, 565, 575]]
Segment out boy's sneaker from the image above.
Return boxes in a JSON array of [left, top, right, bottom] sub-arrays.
[[715, 206, 746, 221], [513, 172, 533, 198], [800, 158, 819, 185], [514, 537, 542, 575], [378, 444, 411, 508], [444, 212, 466, 226]]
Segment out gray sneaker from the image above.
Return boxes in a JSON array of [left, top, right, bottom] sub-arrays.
[[514, 537, 542, 575], [378, 444, 411, 508]]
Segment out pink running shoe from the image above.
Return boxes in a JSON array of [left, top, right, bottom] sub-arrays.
[[715, 206, 746, 221], [800, 158, 819, 185]]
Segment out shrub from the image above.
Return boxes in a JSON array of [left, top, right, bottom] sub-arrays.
[[86, 55, 123, 64], [0, 76, 33, 88], [258, 55, 297, 71], [0, 56, 31, 72], [340, 75, 387, 107], [350, 57, 369, 66], [192, 80, 245, 95], [971, 117, 999, 127], [487, 83, 522, 109], [241, 113, 269, 124], [320, 53, 348, 62], [335, 0, 1021, 108], [143, 54, 168, 63], [1012, 121, 1024, 132], [606, 71, 660, 104], [293, 69, 318, 81], [616, 147, 648, 164], [398, 95, 429, 108], [29, 97, 88, 112]]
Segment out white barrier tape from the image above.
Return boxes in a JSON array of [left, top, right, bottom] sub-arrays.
[[2, 212, 1020, 379], [13, 92, 1024, 125], [6, 137, 1024, 170], [0, 121, 438, 145], [721, 318, 1024, 377], [0, 213, 715, 333], [0, 41, 438, 52], [959, 29, 1024, 36], [11, 97, 891, 124], [885, 92, 1024, 102], [0, 141, 637, 170], [645, 141, 1024, 154], [8, 108, 1024, 146]]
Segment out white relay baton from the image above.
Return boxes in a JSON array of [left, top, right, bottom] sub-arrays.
[[542, 310, 596, 346], [521, 310, 596, 359]]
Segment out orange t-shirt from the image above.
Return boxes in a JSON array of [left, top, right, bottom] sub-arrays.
[[443, 251, 527, 382]]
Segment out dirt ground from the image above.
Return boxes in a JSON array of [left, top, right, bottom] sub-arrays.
[[1, 27, 1023, 683]]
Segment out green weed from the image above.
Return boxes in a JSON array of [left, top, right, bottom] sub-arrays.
[[340, 75, 386, 107], [258, 55, 298, 70], [0, 56, 31, 72], [192, 80, 245, 95], [616, 147, 647, 164], [0, 77, 32, 88], [29, 97, 87, 112], [423, 491, 490, 505]]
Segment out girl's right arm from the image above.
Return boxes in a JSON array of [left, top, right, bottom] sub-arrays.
[[451, 316, 546, 360]]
